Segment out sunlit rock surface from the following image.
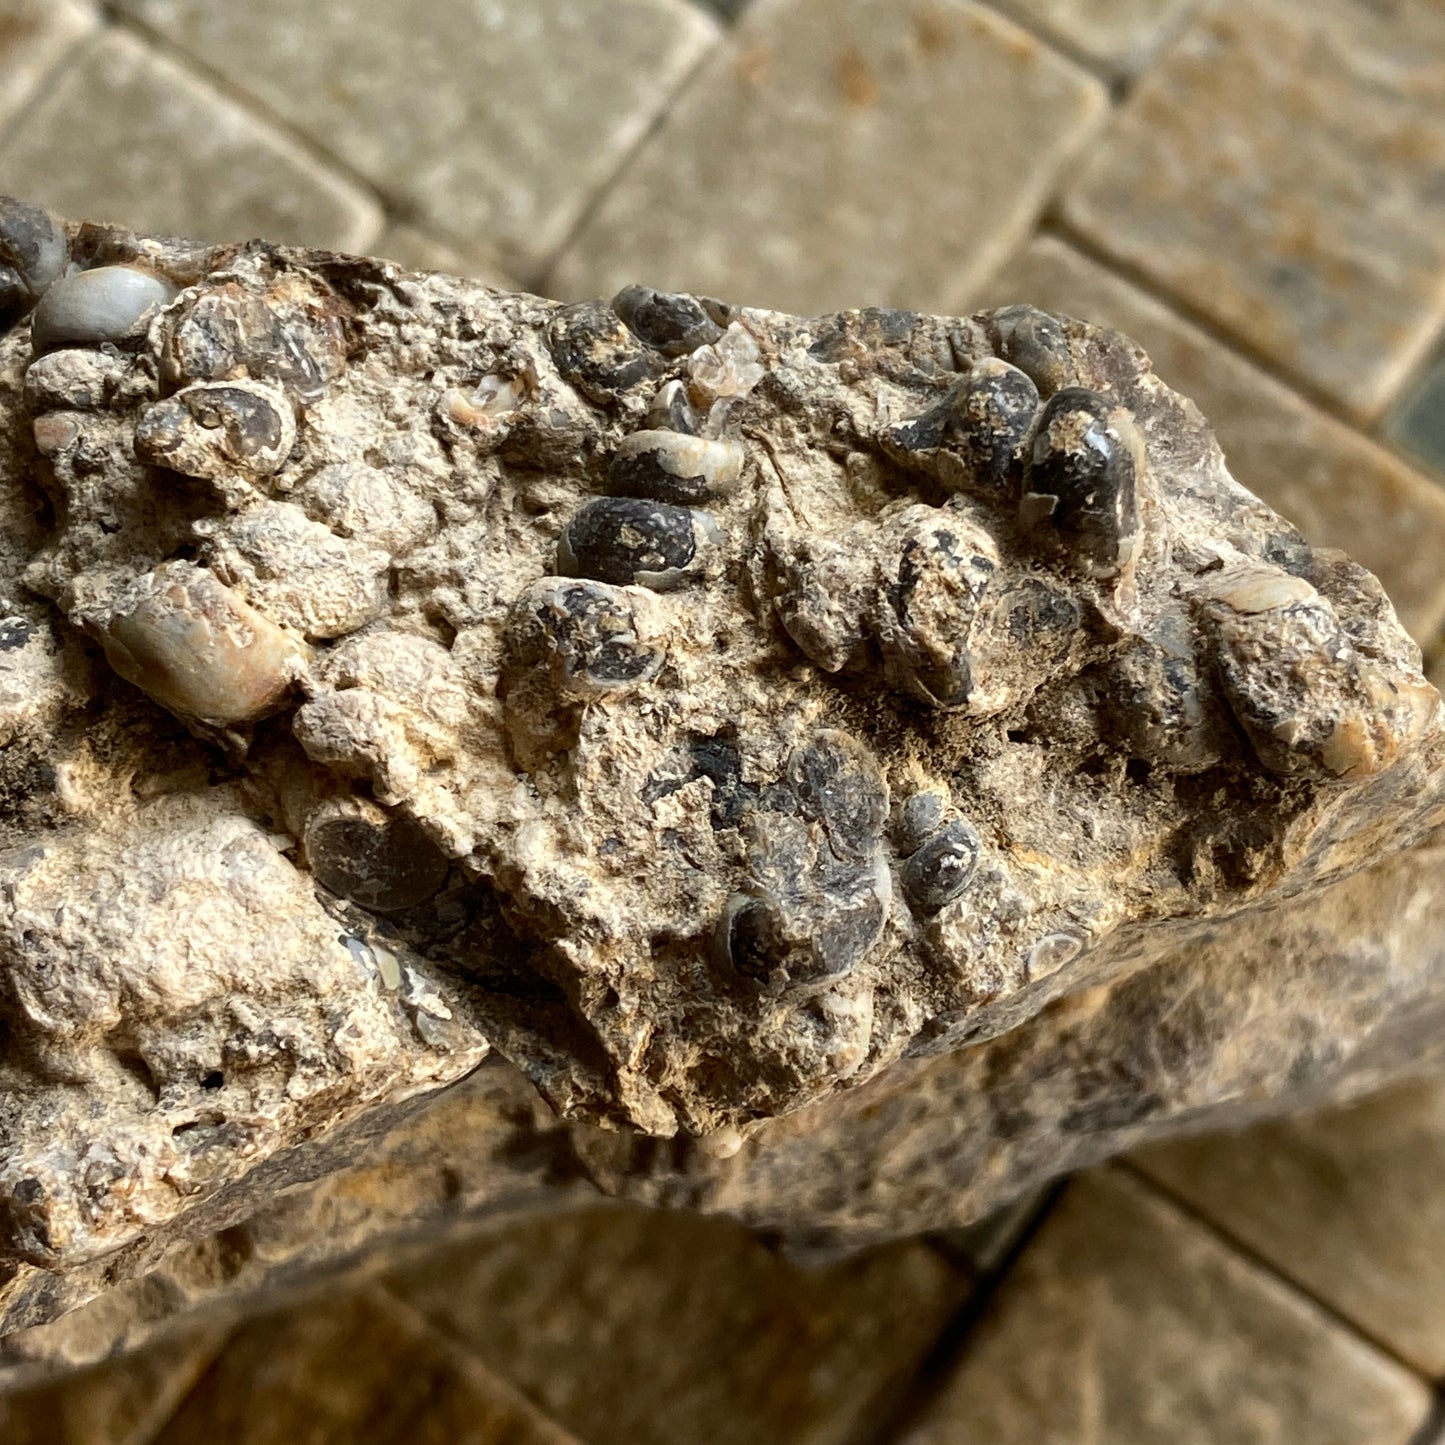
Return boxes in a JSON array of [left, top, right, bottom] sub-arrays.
[[1, 198, 1443, 1355]]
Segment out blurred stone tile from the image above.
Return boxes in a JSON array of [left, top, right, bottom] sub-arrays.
[[1064, 0, 1445, 420], [994, 0, 1197, 75], [1386, 345, 1445, 482], [975, 235, 1445, 643], [0, 1326, 224, 1445], [549, 0, 1107, 315], [151, 1288, 579, 1445], [1134, 1078, 1445, 1377], [0, 0, 95, 133], [898, 1170, 1432, 1445], [115, 0, 718, 278], [0, 29, 381, 251], [386, 1204, 971, 1445]]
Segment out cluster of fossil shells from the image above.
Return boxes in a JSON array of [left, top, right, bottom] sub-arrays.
[[2, 194, 1440, 1139]]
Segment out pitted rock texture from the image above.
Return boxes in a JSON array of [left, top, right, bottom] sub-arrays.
[[4, 833, 1445, 1375], [1, 199, 1444, 1315]]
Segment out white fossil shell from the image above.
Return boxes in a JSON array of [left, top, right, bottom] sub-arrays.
[[96, 561, 308, 724]]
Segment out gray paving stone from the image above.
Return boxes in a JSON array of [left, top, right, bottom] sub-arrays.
[[975, 235, 1445, 644], [387, 1205, 971, 1445], [0, 0, 95, 134], [1134, 1078, 1445, 1378], [1386, 346, 1445, 483], [1064, 0, 1445, 420], [993, 0, 1197, 74], [0, 29, 381, 251], [115, 0, 719, 278], [899, 1170, 1432, 1445], [550, 0, 1108, 316]]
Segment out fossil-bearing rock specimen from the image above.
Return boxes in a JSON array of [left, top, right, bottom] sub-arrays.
[[1, 198, 1443, 1335]]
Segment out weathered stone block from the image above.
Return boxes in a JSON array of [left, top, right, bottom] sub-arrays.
[[150, 1289, 580, 1445], [1136, 1078, 1445, 1378], [898, 1171, 1432, 1445], [388, 1208, 968, 1445], [1064, 0, 1445, 419], [0, 0, 96, 133], [114, 0, 718, 276], [0, 31, 381, 251], [551, 0, 1108, 313]]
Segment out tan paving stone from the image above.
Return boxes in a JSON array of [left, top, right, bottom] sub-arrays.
[[993, 0, 1197, 75], [386, 1204, 971, 1445], [1134, 1078, 1445, 1378], [0, 0, 95, 134], [115, 0, 718, 278], [151, 1287, 579, 1445], [1063, 0, 1445, 420], [549, 0, 1108, 316], [898, 1169, 1432, 1445], [0, 1326, 223, 1445], [0, 29, 381, 251], [974, 235, 1445, 644]]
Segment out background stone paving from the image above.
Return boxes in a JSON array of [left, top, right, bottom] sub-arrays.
[[3, 0, 1445, 1438]]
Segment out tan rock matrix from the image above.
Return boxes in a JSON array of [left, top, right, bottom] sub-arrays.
[[1, 198, 1443, 1335]]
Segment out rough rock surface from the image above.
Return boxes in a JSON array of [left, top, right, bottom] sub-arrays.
[[2, 199, 1444, 1344], [6, 833, 1445, 1376]]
